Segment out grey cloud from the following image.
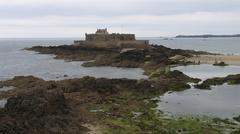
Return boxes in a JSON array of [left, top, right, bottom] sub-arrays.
[[0, 0, 240, 37], [0, 0, 240, 18]]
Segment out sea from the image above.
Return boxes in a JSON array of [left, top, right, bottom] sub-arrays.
[[0, 38, 147, 81], [0, 37, 240, 118], [149, 37, 240, 55]]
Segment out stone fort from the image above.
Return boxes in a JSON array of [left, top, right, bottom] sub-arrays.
[[74, 29, 149, 49], [85, 28, 136, 41]]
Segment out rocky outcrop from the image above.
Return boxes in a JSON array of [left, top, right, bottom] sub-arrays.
[[194, 74, 240, 89], [0, 87, 87, 134], [213, 61, 228, 66], [0, 71, 217, 134], [233, 115, 240, 122], [27, 45, 211, 70], [150, 70, 200, 91]]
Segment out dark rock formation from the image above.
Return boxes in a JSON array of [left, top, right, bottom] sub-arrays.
[[0, 87, 87, 134], [233, 115, 240, 122], [27, 44, 211, 71], [194, 74, 240, 89], [0, 70, 209, 134], [213, 61, 228, 66]]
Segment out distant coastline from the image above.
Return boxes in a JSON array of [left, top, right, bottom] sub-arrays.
[[176, 34, 240, 38]]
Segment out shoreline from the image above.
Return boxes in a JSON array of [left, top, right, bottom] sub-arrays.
[[187, 54, 240, 65]]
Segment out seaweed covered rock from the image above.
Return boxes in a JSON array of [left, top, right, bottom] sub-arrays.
[[5, 89, 67, 116], [2, 76, 44, 88], [0, 74, 202, 134], [0, 88, 86, 134], [149, 70, 200, 91], [194, 83, 211, 89], [117, 49, 147, 62], [57, 76, 156, 95], [152, 70, 200, 83], [195, 74, 240, 89], [233, 115, 240, 122]]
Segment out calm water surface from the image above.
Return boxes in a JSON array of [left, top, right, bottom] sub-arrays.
[[172, 64, 240, 80], [0, 99, 7, 108], [158, 64, 240, 118], [148, 37, 240, 55], [159, 84, 240, 118], [0, 38, 147, 80]]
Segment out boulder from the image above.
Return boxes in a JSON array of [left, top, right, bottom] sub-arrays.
[[0, 88, 81, 134]]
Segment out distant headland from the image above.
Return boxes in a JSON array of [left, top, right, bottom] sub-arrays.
[[176, 34, 240, 38]]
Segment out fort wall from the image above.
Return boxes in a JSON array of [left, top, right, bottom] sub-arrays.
[[85, 33, 135, 41]]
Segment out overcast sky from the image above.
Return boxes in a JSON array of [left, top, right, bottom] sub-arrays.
[[0, 0, 240, 37]]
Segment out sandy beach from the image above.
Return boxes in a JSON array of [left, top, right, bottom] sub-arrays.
[[187, 54, 240, 65]]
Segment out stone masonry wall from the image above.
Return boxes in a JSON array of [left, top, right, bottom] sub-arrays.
[[85, 33, 135, 41]]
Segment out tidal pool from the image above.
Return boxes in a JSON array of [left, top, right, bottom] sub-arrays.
[[158, 64, 240, 118], [172, 64, 240, 80], [0, 86, 15, 108], [0, 86, 15, 92], [0, 99, 7, 108], [159, 84, 240, 118]]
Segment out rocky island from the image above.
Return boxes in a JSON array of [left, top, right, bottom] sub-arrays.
[[27, 29, 210, 75], [1, 29, 240, 134]]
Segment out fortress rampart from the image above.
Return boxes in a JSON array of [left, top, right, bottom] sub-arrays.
[[85, 33, 135, 41]]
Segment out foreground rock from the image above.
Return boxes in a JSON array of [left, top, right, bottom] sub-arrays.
[[0, 71, 203, 134], [0, 88, 87, 134]]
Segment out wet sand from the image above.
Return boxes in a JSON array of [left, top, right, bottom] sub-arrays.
[[187, 54, 240, 65]]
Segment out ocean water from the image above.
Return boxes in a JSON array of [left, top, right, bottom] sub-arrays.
[[158, 84, 240, 118], [1, 37, 240, 81], [0, 38, 147, 80], [158, 64, 240, 118], [147, 37, 240, 55], [172, 64, 240, 80]]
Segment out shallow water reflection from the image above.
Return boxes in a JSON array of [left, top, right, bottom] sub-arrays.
[[0, 86, 15, 92], [0, 39, 147, 81], [0, 99, 7, 108], [172, 64, 240, 80], [159, 64, 240, 118], [158, 84, 240, 118]]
